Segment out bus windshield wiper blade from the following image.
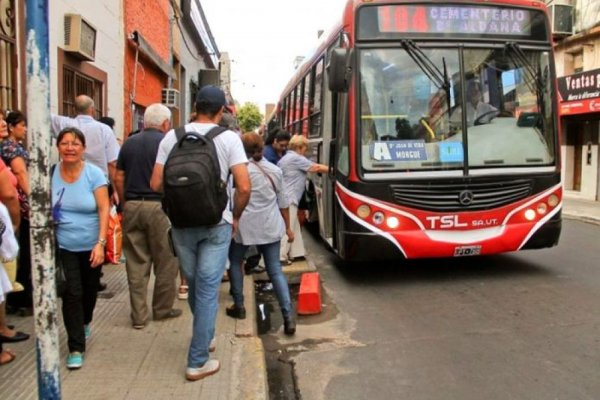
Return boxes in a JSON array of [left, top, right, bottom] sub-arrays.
[[504, 42, 547, 134], [401, 40, 452, 118], [504, 42, 545, 93], [401, 40, 450, 93]]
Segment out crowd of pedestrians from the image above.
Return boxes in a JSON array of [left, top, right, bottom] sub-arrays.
[[0, 85, 324, 381]]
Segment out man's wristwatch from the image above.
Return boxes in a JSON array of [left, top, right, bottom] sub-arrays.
[[97, 238, 107, 246]]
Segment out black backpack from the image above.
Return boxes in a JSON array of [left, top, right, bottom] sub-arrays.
[[162, 126, 228, 228]]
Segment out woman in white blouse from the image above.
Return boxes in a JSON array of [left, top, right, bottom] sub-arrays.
[[226, 133, 297, 335]]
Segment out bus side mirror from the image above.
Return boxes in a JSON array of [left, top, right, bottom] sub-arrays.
[[327, 48, 353, 92]]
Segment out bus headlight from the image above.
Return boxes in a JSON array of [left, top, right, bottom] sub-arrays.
[[524, 209, 536, 221], [357, 205, 371, 219], [547, 194, 559, 208], [537, 203, 548, 215], [386, 216, 400, 229], [372, 211, 385, 225]]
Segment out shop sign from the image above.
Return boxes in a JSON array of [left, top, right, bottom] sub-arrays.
[[558, 68, 600, 116]]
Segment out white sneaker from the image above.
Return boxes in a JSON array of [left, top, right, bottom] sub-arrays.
[[186, 359, 220, 381], [209, 338, 216, 352], [178, 285, 189, 300]]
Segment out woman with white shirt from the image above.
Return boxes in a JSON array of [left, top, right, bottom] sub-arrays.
[[226, 133, 297, 335]]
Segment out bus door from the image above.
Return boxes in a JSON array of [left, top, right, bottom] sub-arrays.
[[313, 54, 336, 247]]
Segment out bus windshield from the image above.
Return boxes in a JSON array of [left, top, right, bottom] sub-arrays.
[[359, 46, 555, 172]]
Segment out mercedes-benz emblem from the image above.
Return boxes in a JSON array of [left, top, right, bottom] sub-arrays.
[[458, 190, 474, 206]]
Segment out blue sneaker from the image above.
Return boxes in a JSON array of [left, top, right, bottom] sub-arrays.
[[66, 352, 84, 369], [84, 324, 91, 339]]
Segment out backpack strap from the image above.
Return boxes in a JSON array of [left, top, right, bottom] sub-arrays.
[[175, 126, 187, 141], [205, 126, 228, 140], [174, 125, 227, 143]]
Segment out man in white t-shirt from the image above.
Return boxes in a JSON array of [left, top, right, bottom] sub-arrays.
[[150, 85, 250, 382]]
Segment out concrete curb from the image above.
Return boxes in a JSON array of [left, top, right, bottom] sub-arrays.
[[562, 212, 600, 226]]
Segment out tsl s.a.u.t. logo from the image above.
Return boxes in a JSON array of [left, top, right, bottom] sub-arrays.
[[426, 215, 499, 229]]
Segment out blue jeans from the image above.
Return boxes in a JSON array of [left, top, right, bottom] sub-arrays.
[[172, 223, 231, 368], [228, 241, 292, 318]]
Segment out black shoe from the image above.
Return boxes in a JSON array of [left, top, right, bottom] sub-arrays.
[[154, 309, 182, 321], [0, 331, 30, 343], [283, 315, 296, 335], [98, 282, 108, 292], [225, 304, 246, 319], [245, 265, 265, 275], [14, 307, 33, 317]]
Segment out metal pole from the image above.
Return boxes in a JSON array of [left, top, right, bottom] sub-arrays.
[[25, 0, 62, 398]]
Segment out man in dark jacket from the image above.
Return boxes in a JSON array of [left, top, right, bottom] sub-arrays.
[[114, 103, 181, 330]]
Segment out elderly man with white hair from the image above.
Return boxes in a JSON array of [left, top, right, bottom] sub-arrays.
[[51, 95, 120, 186], [113, 104, 181, 330]]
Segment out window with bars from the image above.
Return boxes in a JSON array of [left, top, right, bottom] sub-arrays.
[[0, 0, 16, 111], [62, 66, 103, 118]]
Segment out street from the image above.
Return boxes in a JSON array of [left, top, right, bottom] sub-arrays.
[[262, 219, 600, 400]]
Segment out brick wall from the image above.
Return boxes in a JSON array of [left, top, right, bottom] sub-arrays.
[[124, 0, 170, 133]]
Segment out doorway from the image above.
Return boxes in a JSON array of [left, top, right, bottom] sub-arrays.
[[566, 121, 584, 191]]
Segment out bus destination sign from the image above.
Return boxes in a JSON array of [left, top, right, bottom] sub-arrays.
[[376, 5, 532, 36]]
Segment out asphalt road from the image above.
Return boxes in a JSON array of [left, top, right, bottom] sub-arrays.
[[279, 219, 600, 400]]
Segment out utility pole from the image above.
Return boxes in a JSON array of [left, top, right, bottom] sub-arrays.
[[26, 0, 62, 398]]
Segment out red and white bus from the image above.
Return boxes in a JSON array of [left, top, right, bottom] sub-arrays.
[[270, 0, 562, 261]]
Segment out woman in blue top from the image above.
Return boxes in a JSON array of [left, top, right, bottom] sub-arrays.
[[52, 127, 109, 370]]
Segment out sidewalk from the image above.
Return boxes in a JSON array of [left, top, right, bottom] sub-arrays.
[[0, 265, 268, 399], [562, 191, 600, 225], [1, 192, 597, 399]]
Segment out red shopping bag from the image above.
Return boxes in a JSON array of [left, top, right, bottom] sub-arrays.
[[105, 206, 122, 264]]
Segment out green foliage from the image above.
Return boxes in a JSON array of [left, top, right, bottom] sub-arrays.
[[236, 103, 263, 132]]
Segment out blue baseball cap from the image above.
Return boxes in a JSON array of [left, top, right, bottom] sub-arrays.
[[195, 85, 232, 112]]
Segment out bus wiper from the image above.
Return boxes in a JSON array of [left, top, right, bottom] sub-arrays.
[[401, 40, 451, 113], [504, 42, 546, 133], [504, 42, 546, 93]]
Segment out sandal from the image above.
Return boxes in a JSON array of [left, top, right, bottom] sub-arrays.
[[0, 350, 16, 366], [178, 285, 189, 300]]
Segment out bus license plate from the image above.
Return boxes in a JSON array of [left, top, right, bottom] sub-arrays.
[[454, 245, 481, 257]]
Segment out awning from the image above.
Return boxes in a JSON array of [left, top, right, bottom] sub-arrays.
[[131, 31, 176, 80]]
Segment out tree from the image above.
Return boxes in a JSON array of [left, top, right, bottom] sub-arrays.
[[236, 102, 263, 133]]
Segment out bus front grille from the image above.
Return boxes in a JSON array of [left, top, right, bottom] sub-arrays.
[[390, 179, 533, 211]]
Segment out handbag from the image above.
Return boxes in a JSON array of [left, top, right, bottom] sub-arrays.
[[54, 240, 67, 297], [51, 164, 67, 296], [105, 205, 122, 264], [0, 203, 23, 292], [250, 160, 277, 194], [0, 202, 19, 261]]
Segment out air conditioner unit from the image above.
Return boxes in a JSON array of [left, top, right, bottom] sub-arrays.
[[162, 88, 180, 108], [549, 4, 574, 37], [64, 14, 96, 61]]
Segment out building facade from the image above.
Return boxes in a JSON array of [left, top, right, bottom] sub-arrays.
[[123, 0, 222, 133], [3, 1, 225, 148], [171, 0, 221, 126], [0, 0, 25, 113], [551, 0, 600, 201], [49, 1, 125, 137], [124, 0, 173, 134]]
